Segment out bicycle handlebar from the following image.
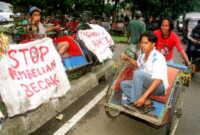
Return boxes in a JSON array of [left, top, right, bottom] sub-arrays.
[[167, 63, 189, 72]]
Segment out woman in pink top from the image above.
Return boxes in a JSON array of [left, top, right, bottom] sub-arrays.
[[153, 17, 190, 66]]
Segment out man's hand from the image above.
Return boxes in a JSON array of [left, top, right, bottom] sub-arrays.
[[47, 25, 62, 32], [134, 96, 146, 107], [192, 39, 199, 44], [182, 59, 191, 66], [54, 25, 62, 31], [121, 53, 130, 60], [186, 61, 191, 67], [121, 53, 138, 67]]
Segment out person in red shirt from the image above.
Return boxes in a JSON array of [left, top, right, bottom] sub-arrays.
[[153, 17, 190, 66], [53, 36, 83, 58]]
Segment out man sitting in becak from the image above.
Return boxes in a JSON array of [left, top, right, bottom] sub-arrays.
[[120, 32, 168, 111], [53, 36, 83, 58]]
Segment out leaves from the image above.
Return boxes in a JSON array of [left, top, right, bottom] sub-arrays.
[[11, 0, 199, 19]]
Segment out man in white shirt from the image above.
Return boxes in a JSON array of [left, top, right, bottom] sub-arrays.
[[121, 32, 168, 108]]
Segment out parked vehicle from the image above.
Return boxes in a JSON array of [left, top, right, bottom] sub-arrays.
[[0, 1, 14, 22], [183, 12, 200, 44], [182, 12, 200, 73]]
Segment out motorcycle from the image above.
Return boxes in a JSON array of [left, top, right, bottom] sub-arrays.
[[186, 39, 200, 73], [185, 22, 200, 73]]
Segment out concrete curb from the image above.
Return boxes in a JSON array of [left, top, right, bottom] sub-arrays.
[[0, 60, 115, 135]]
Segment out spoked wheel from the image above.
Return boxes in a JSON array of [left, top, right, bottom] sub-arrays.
[[105, 106, 121, 118], [104, 61, 125, 118], [105, 78, 121, 118], [166, 84, 186, 135]]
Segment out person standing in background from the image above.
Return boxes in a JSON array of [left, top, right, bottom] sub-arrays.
[[127, 10, 146, 51]]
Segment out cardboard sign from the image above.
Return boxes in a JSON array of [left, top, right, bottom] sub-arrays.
[[78, 24, 114, 62], [0, 38, 71, 117]]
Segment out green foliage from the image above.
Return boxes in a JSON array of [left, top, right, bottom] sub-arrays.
[[104, 3, 114, 17], [111, 35, 128, 43], [191, 0, 200, 12], [133, 0, 196, 19], [11, 0, 114, 17], [11, 0, 199, 19]]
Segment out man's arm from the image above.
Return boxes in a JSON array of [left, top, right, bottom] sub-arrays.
[[175, 34, 191, 66], [46, 25, 61, 32], [134, 79, 161, 107], [121, 53, 138, 68], [180, 50, 190, 66]]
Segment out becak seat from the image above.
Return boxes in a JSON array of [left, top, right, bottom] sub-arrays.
[[150, 66, 180, 103], [112, 65, 134, 91]]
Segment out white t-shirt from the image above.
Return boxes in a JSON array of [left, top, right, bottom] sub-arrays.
[[38, 22, 46, 35], [137, 49, 169, 90]]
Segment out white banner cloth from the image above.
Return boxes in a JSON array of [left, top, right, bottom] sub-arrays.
[[78, 24, 114, 62], [0, 38, 71, 117]]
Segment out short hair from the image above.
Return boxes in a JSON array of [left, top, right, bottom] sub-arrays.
[[135, 10, 142, 19], [139, 32, 157, 43], [29, 6, 41, 16], [160, 17, 174, 31]]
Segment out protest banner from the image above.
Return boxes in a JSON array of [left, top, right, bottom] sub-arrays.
[[78, 24, 114, 62], [0, 38, 71, 117]]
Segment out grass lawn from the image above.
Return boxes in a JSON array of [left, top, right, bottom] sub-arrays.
[[112, 35, 128, 43]]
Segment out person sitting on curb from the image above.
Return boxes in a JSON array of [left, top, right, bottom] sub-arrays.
[[120, 32, 168, 112], [26, 6, 61, 40]]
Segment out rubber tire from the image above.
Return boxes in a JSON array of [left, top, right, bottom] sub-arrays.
[[104, 61, 125, 118], [166, 84, 184, 135], [105, 106, 121, 118]]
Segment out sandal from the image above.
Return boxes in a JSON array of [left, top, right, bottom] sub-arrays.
[[122, 104, 141, 112], [141, 104, 155, 114], [123, 104, 155, 114]]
